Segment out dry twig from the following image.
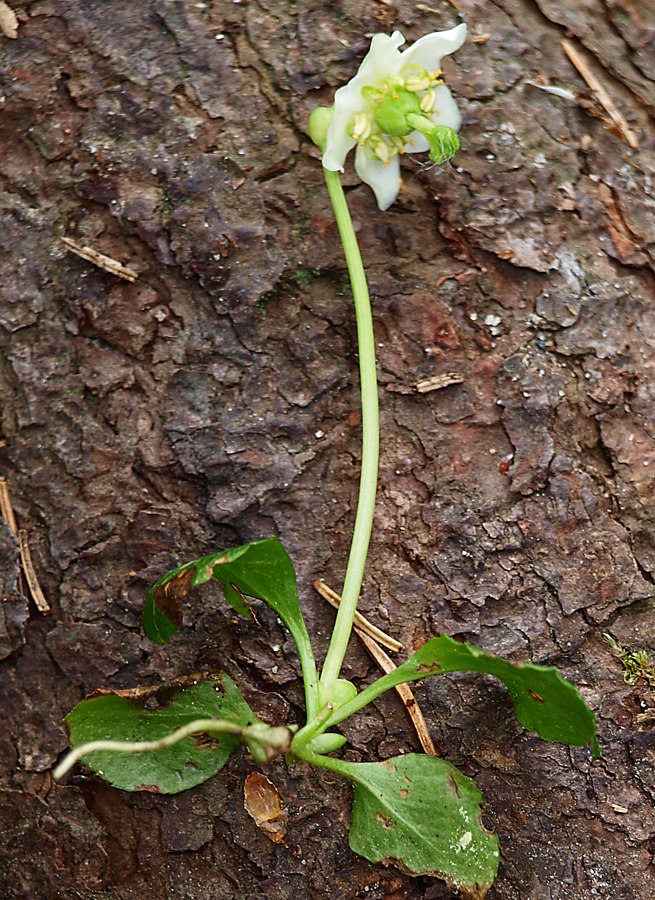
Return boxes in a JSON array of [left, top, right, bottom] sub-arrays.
[[61, 236, 138, 282], [415, 372, 464, 394], [312, 580, 402, 652], [0, 478, 50, 613], [356, 628, 437, 756], [0, 478, 18, 534], [561, 40, 639, 150], [18, 530, 50, 614]]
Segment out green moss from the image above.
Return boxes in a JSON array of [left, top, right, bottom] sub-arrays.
[[604, 633, 655, 687], [292, 267, 317, 287]]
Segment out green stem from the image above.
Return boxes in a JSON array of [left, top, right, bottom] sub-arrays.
[[290, 702, 335, 755], [53, 720, 292, 780], [300, 649, 320, 722], [287, 623, 319, 721], [319, 169, 380, 691], [293, 743, 354, 777]]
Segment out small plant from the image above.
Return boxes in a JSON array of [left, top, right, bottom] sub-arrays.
[[604, 633, 655, 687], [55, 24, 599, 897]]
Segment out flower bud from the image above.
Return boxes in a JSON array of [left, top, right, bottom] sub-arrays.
[[308, 106, 334, 151]]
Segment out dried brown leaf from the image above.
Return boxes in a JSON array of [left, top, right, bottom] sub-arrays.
[[0, 2, 18, 39], [244, 772, 288, 844]]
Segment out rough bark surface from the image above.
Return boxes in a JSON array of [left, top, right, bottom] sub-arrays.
[[1, 1, 654, 897]]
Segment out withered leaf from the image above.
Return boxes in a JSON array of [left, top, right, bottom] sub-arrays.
[[0, 2, 18, 39], [152, 566, 194, 627], [244, 771, 288, 844]]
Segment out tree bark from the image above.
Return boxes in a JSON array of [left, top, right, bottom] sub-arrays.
[[1, 1, 654, 897]]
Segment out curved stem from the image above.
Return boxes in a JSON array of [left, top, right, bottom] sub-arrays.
[[287, 623, 319, 721], [293, 744, 365, 787], [53, 720, 292, 780], [319, 169, 380, 691]]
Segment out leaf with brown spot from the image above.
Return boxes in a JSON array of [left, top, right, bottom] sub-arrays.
[[375, 812, 394, 829], [324, 754, 499, 895], [326, 634, 599, 757], [65, 673, 259, 794], [446, 773, 461, 797], [244, 772, 288, 844], [153, 566, 193, 621], [416, 662, 441, 675], [192, 734, 221, 751], [141, 539, 318, 720], [142, 545, 259, 644], [142, 540, 312, 672]]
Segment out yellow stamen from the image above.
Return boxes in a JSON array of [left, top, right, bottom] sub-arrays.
[[420, 89, 437, 113], [372, 140, 391, 164], [405, 74, 432, 93], [351, 113, 372, 142]]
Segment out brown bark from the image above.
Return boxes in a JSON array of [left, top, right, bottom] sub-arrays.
[[1, 1, 654, 897]]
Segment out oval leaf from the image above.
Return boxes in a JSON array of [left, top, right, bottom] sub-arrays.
[[65, 673, 256, 793], [328, 634, 599, 757], [334, 754, 499, 896]]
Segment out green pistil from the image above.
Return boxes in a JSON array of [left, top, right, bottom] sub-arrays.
[[406, 114, 460, 164], [338, 78, 461, 169], [361, 85, 382, 103]]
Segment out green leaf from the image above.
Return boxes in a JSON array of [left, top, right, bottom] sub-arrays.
[[326, 754, 499, 895], [209, 539, 308, 643], [143, 539, 302, 646], [327, 634, 599, 757], [65, 673, 257, 793], [142, 539, 320, 719]]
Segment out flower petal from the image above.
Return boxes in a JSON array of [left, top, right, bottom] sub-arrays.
[[405, 132, 430, 154], [399, 23, 467, 73], [355, 145, 401, 211], [354, 30, 406, 84], [323, 129, 358, 172], [323, 32, 406, 171], [428, 83, 462, 132]]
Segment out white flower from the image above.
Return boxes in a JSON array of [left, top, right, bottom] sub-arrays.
[[323, 24, 467, 210]]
